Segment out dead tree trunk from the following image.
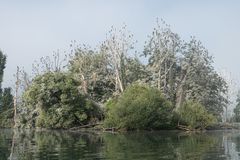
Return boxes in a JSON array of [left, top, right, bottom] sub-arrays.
[[175, 72, 187, 111], [13, 66, 20, 128]]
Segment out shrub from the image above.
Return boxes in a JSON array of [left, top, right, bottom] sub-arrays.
[[104, 84, 173, 130], [178, 101, 216, 129], [22, 72, 103, 129]]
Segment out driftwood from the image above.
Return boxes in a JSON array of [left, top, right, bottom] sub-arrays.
[[104, 127, 117, 132], [177, 125, 202, 132], [177, 125, 191, 131], [70, 123, 102, 130]]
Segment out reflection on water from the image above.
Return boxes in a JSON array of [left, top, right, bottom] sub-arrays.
[[1, 129, 240, 160]]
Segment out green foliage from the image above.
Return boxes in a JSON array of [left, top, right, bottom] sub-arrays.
[[0, 50, 9, 111], [0, 51, 13, 128], [143, 21, 228, 118], [104, 84, 174, 130], [181, 39, 228, 119], [178, 101, 216, 129], [0, 51, 6, 89], [0, 89, 14, 128], [22, 72, 103, 129], [12, 21, 230, 129], [69, 48, 115, 102], [0, 87, 13, 111], [0, 108, 14, 128], [234, 91, 240, 122], [125, 57, 148, 85]]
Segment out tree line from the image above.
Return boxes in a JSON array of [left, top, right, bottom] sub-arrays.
[[0, 20, 238, 130]]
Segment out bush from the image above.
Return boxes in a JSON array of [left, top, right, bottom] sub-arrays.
[[104, 84, 174, 130], [178, 101, 216, 129], [22, 72, 103, 129]]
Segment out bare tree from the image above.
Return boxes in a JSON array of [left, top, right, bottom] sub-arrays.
[[144, 19, 181, 100], [102, 25, 136, 93], [32, 51, 68, 75]]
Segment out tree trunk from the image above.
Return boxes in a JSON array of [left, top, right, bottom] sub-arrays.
[[175, 73, 187, 110], [13, 66, 20, 128], [169, 63, 175, 103], [13, 97, 17, 128], [164, 60, 167, 95], [9, 130, 16, 160], [117, 73, 124, 93], [175, 56, 193, 110], [115, 68, 124, 93], [81, 74, 88, 94], [157, 66, 161, 90]]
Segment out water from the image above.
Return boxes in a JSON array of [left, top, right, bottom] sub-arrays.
[[1, 129, 240, 160]]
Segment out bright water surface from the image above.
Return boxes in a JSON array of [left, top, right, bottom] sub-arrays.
[[1, 129, 240, 160]]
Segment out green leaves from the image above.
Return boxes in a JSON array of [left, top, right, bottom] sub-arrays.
[[22, 72, 102, 129], [0, 51, 6, 89], [178, 101, 216, 129], [144, 21, 228, 118], [104, 84, 174, 130], [233, 91, 240, 122]]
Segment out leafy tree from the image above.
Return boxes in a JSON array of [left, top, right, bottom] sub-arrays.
[[0, 50, 6, 89], [68, 46, 115, 103], [0, 50, 14, 128], [178, 101, 216, 129], [144, 21, 228, 118], [124, 56, 148, 85], [69, 43, 147, 103], [21, 72, 103, 129], [200, 72, 228, 119], [0, 88, 13, 111], [177, 38, 228, 118], [104, 84, 174, 130], [0, 88, 14, 129], [13, 20, 230, 129], [234, 91, 240, 122], [0, 50, 7, 110]]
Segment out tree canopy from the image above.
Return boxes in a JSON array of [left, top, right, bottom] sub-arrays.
[[234, 91, 240, 122], [1, 20, 231, 130], [104, 84, 173, 130], [20, 72, 103, 128]]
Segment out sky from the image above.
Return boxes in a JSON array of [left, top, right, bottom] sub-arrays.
[[0, 0, 240, 89]]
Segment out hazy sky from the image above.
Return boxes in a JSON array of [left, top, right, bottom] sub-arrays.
[[0, 0, 240, 88]]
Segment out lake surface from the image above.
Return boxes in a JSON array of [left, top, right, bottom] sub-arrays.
[[1, 129, 240, 160]]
